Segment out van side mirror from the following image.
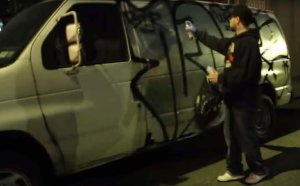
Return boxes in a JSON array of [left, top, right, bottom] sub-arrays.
[[66, 23, 78, 43], [65, 23, 81, 65], [67, 43, 80, 64], [58, 11, 82, 69]]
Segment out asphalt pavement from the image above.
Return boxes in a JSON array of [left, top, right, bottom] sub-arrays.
[[55, 76, 300, 186], [56, 108, 300, 186]]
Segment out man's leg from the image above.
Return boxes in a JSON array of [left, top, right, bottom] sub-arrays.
[[231, 107, 265, 173], [223, 107, 244, 174], [217, 107, 244, 182]]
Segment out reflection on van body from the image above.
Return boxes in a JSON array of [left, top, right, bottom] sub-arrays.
[[0, 0, 292, 185], [0, 20, 3, 32]]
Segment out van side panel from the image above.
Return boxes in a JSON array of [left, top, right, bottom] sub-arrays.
[[257, 12, 292, 105], [0, 49, 64, 173]]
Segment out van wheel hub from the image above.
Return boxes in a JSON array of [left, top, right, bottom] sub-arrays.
[[0, 170, 31, 186]]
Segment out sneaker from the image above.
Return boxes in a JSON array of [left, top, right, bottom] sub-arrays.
[[217, 171, 245, 182], [244, 169, 269, 184]]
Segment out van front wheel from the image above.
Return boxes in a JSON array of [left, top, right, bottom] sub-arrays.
[[0, 150, 43, 186], [255, 95, 276, 140]]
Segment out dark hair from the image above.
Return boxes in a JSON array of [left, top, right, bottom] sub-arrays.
[[230, 4, 255, 26]]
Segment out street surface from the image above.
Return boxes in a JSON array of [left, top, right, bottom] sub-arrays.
[[56, 101, 300, 186]]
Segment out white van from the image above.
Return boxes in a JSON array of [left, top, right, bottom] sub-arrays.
[[0, 0, 292, 185]]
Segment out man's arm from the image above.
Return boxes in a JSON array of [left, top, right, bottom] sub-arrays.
[[194, 30, 231, 56], [185, 21, 231, 55], [218, 39, 261, 90]]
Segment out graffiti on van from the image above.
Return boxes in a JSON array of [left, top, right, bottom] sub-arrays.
[[120, 0, 291, 140], [0, 1, 292, 184]]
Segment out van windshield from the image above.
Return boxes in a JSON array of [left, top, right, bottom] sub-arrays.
[[0, 1, 61, 67]]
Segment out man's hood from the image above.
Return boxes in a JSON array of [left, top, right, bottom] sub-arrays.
[[236, 29, 260, 40]]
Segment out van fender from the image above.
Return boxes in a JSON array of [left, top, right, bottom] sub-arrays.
[[0, 131, 54, 179]]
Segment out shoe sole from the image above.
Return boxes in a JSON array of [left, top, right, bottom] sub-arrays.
[[244, 174, 267, 184], [245, 168, 269, 184], [217, 176, 245, 182]]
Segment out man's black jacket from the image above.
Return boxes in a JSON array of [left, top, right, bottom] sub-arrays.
[[194, 29, 262, 108]]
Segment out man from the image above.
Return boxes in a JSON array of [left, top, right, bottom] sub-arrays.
[[185, 4, 268, 184]]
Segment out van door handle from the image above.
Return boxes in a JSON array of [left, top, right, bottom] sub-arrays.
[[65, 68, 79, 75]]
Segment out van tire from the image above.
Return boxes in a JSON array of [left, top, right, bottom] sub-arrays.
[[255, 94, 276, 141], [0, 150, 44, 186]]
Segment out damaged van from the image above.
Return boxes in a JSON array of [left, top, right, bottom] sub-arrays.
[[0, 0, 292, 185]]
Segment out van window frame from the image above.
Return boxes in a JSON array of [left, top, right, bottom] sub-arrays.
[[41, 2, 129, 70]]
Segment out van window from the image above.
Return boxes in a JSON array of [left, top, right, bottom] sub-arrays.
[[42, 3, 128, 70], [175, 3, 224, 68], [209, 5, 234, 37], [256, 13, 288, 60], [124, 1, 176, 61], [0, 1, 61, 67]]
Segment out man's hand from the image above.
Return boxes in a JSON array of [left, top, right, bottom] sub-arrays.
[[185, 21, 196, 39], [206, 70, 219, 84]]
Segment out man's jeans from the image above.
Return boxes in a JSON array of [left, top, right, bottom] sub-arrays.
[[224, 106, 266, 175]]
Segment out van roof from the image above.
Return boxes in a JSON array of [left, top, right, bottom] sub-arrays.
[[59, 0, 273, 13]]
